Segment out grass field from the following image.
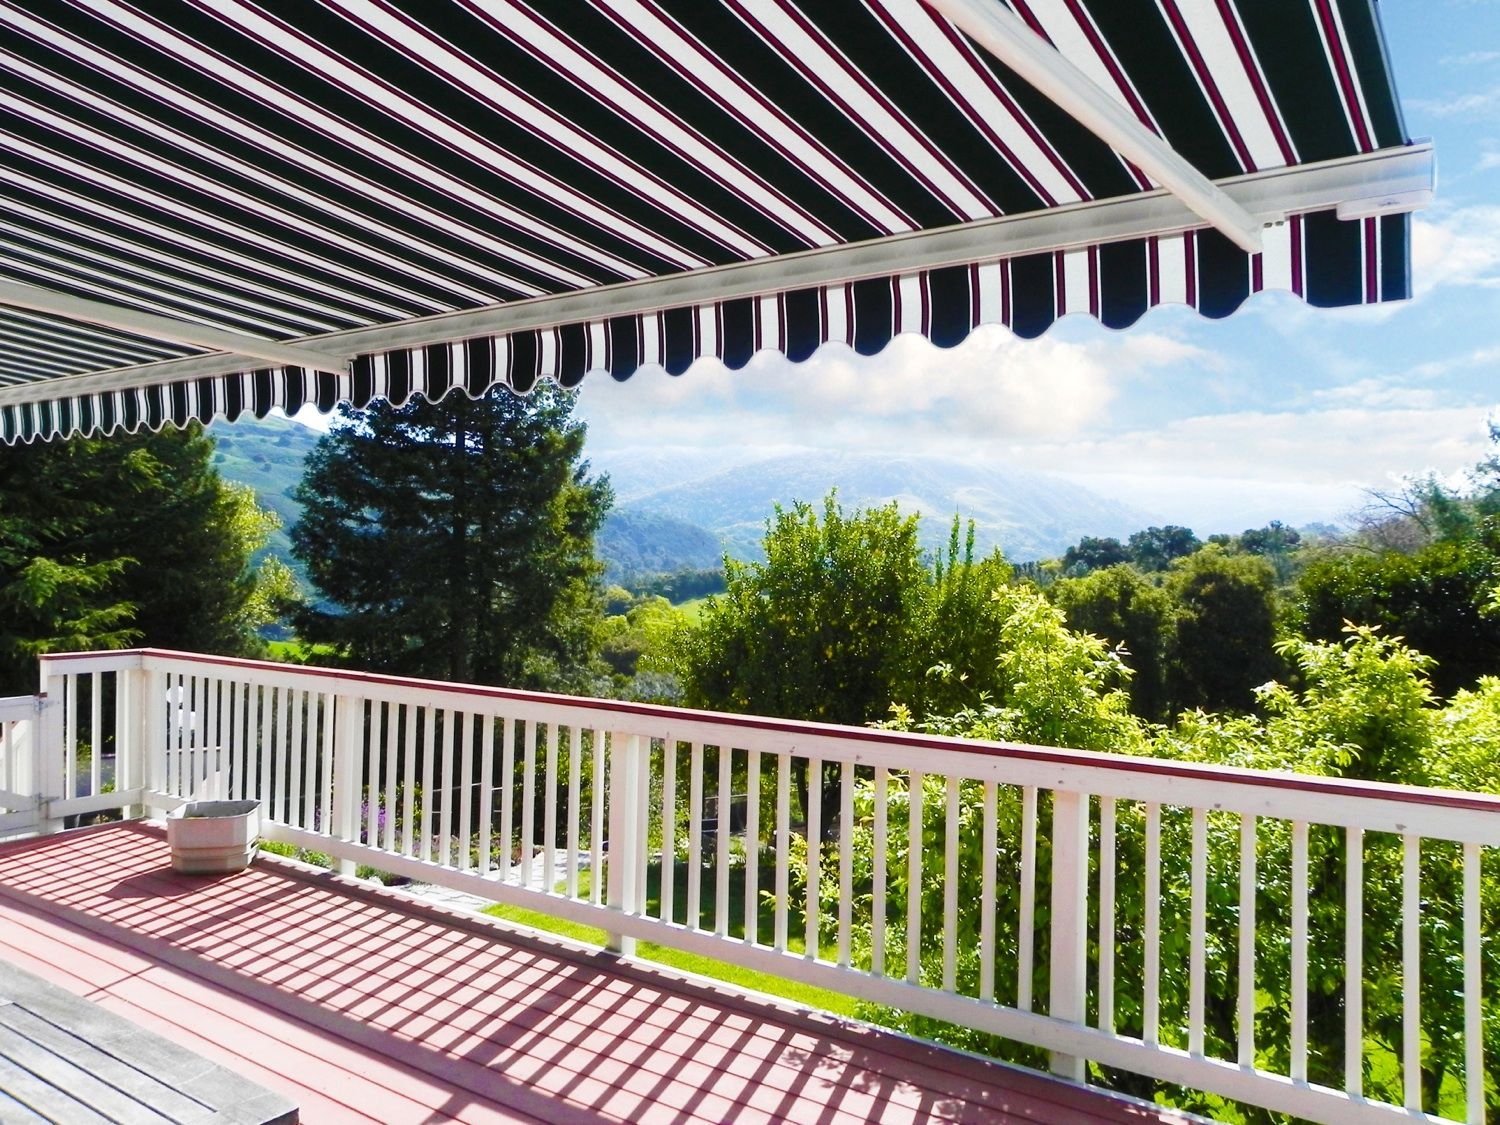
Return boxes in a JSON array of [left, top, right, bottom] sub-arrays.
[[673, 596, 712, 621], [266, 639, 337, 663], [484, 857, 858, 1017]]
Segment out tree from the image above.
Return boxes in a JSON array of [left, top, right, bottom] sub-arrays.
[[832, 627, 1500, 1118], [0, 425, 285, 694], [673, 494, 928, 725], [1051, 564, 1173, 721], [1127, 525, 1201, 572], [1238, 520, 1301, 557], [1294, 527, 1500, 697], [1163, 547, 1281, 714], [1061, 535, 1129, 574], [291, 386, 611, 690]]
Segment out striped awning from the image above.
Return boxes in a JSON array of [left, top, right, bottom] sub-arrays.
[[0, 0, 1433, 443]]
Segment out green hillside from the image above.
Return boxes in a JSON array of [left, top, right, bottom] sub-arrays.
[[615, 450, 1156, 563], [207, 413, 321, 577], [598, 508, 725, 584]]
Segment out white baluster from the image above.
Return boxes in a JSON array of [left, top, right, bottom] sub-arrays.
[[942, 775, 959, 991], [364, 700, 382, 845], [1464, 842, 1483, 1125], [1144, 801, 1160, 1045], [1019, 784, 1037, 1011], [389, 703, 406, 854], [1049, 789, 1088, 1081], [458, 711, 475, 872], [438, 709, 457, 867], [478, 714, 495, 876], [1403, 833, 1421, 1112], [907, 769, 924, 985], [542, 722, 557, 889], [774, 751, 790, 953], [568, 724, 583, 899], [589, 728, 604, 906], [402, 705, 418, 857], [744, 748, 760, 946], [872, 766, 889, 978], [1344, 826, 1362, 1094], [521, 719, 535, 887], [687, 742, 703, 930], [499, 717, 515, 881], [1240, 814, 1258, 1070], [716, 745, 731, 938], [1099, 796, 1116, 1033], [1189, 806, 1207, 1058], [805, 757, 821, 960], [1292, 820, 1309, 1082], [980, 780, 996, 1003], [89, 672, 102, 798]]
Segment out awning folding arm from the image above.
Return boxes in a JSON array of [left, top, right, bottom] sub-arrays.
[[0, 281, 350, 376], [923, 0, 1265, 253]]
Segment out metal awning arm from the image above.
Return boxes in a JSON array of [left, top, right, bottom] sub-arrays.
[[923, 0, 1265, 253], [0, 281, 350, 377]]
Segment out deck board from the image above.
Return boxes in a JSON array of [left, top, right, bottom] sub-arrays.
[[0, 824, 1195, 1125]]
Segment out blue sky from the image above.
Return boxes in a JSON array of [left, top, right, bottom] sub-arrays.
[[571, 1, 1500, 536]]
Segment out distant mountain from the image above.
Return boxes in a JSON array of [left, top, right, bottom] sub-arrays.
[[598, 509, 725, 585], [208, 414, 321, 579], [601, 450, 1156, 563], [208, 414, 730, 586], [210, 415, 1155, 590]]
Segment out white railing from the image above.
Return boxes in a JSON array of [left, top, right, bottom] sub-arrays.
[[0, 692, 62, 837], [33, 648, 1499, 1125]]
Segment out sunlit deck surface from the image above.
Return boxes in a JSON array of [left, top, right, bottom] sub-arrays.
[[0, 824, 1192, 1124]]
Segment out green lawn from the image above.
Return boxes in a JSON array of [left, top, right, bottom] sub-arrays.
[[673, 596, 712, 621], [484, 857, 859, 1018], [266, 638, 337, 663]]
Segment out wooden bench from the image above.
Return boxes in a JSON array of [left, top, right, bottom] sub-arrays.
[[0, 961, 297, 1124]]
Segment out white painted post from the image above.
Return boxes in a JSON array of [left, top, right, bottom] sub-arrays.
[[606, 731, 639, 955], [118, 666, 147, 819], [1049, 789, 1089, 1082], [331, 694, 360, 876], [145, 669, 167, 800], [33, 692, 66, 834]]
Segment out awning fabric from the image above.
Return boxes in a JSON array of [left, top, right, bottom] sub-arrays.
[[0, 0, 1422, 443]]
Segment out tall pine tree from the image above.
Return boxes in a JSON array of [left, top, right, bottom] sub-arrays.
[[291, 385, 611, 690], [0, 424, 286, 694]]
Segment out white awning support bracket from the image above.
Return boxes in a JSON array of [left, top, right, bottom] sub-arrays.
[[922, 0, 1265, 253], [0, 282, 350, 376]]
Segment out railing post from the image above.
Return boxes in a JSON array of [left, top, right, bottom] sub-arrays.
[[35, 663, 67, 834], [606, 731, 640, 956], [1049, 788, 1089, 1082], [118, 665, 149, 819], [331, 694, 360, 876], [144, 667, 167, 800]]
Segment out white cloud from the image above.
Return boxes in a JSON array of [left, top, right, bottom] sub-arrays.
[[1301, 379, 1446, 410], [1408, 343, 1500, 380], [1412, 206, 1500, 294], [1447, 50, 1500, 66], [1410, 86, 1500, 118], [1020, 405, 1496, 488], [576, 324, 1215, 456]]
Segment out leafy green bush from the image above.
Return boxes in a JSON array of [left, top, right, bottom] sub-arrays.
[[834, 625, 1498, 1119]]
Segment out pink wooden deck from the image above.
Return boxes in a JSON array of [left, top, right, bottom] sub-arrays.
[[0, 823, 1192, 1124]]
